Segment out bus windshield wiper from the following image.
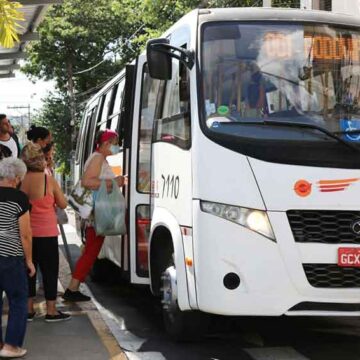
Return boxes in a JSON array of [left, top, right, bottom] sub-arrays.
[[225, 119, 360, 153]]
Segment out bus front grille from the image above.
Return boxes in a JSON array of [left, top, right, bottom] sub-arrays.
[[287, 210, 360, 244], [303, 264, 360, 288]]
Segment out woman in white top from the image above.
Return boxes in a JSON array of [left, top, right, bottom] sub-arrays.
[[63, 130, 125, 302]]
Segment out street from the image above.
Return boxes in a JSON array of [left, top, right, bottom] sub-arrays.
[[88, 270, 360, 360], [62, 221, 360, 360]]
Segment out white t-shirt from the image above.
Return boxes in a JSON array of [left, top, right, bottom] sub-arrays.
[[0, 137, 18, 158]]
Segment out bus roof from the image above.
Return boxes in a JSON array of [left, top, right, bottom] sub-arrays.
[[198, 7, 360, 28]]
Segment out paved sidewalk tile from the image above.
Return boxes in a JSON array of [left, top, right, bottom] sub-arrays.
[[23, 314, 109, 360]]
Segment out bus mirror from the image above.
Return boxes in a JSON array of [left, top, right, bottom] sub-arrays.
[[147, 38, 195, 80], [146, 38, 172, 80]]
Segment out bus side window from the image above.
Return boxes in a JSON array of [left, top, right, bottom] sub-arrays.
[[106, 79, 126, 177], [137, 64, 165, 193], [80, 106, 98, 172], [75, 111, 90, 164], [154, 44, 191, 149], [98, 90, 113, 132], [110, 79, 125, 133]]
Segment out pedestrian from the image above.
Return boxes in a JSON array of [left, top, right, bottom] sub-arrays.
[[63, 129, 125, 302], [0, 144, 12, 160], [27, 125, 54, 176], [20, 142, 71, 322], [26, 125, 52, 150], [43, 141, 55, 175], [0, 157, 35, 359], [8, 121, 21, 156], [0, 114, 19, 158]]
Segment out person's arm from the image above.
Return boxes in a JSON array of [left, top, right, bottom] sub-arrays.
[[19, 175, 29, 195], [19, 211, 35, 277], [52, 177, 68, 209], [82, 154, 124, 190]]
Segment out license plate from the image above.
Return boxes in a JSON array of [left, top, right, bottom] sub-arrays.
[[338, 247, 360, 267]]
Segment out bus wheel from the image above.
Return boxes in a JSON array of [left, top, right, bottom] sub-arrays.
[[161, 260, 208, 341]]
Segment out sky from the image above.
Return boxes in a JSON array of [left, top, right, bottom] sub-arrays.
[[0, 69, 55, 119]]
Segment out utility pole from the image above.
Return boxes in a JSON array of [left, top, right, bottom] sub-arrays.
[[7, 104, 31, 126]]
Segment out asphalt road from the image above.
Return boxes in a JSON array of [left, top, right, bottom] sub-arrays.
[[86, 277, 360, 360]]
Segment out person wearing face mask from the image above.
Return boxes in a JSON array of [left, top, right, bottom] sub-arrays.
[[20, 143, 71, 322], [0, 157, 35, 358], [63, 129, 125, 302], [26, 126, 54, 176]]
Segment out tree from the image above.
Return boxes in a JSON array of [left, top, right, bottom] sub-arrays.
[[0, 0, 24, 48], [122, 0, 263, 46], [22, 0, 143, 130], [204, 0, 262, 7], [23, 0, 139, 93]]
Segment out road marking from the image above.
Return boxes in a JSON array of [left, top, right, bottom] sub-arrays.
[[245, 347, 310, 360]]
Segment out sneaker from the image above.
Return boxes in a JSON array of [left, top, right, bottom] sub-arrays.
[[45, 311, 71, 323], [62, 289, 91, 302], [27, 312, 36, 322], [0, 347, 27, 358]]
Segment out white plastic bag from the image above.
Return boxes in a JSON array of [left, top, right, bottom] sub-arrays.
[[68, 180, 93, 219], [94, 180, 126, 236]]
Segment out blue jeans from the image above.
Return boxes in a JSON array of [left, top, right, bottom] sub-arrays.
[[0, 256, 28, 347]]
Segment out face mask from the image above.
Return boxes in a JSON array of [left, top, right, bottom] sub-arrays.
[[110, 145, 120, 155]]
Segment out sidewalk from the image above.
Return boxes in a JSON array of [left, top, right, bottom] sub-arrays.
[[2, 220, 127, 360]]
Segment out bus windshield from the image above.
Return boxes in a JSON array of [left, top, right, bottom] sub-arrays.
[[201, 21, 360, 167]]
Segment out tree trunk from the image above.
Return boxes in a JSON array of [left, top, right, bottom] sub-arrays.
[[66, 59, 76, 127]]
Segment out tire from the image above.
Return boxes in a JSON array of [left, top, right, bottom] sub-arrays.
[[161, 257, 209, 341]]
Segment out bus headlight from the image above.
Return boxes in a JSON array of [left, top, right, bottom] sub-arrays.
[[200, 201, 275, 241]]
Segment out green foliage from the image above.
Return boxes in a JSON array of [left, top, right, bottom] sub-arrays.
[[32, 93, 73, 174], [206, 0, 262, 7], [271, 0, 299, 7], [137, 0, 201, 39], [22, 0, 138, 95]]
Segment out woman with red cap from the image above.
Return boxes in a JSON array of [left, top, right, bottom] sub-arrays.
[[63, 129, 125, 302]]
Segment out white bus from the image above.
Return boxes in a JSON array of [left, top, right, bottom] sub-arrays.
[[75, 8, 360, 338]]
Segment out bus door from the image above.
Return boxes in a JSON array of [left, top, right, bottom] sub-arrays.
[[128, 54, 162, 284]]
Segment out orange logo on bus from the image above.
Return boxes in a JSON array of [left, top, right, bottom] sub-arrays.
[[316, 178, 360, 192], [294, 179, 312, 197], [294, 177, 360, 196]]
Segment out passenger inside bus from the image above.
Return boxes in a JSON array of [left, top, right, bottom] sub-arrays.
[[203, 22, 360, 137]]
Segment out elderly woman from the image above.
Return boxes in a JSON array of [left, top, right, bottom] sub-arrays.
[[0, 157, 35, 359], [63, 129, 125, 302], [20, 143, 71, 322]]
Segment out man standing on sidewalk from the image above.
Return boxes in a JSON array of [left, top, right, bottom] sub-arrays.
[[0, 114, 19, 158]]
